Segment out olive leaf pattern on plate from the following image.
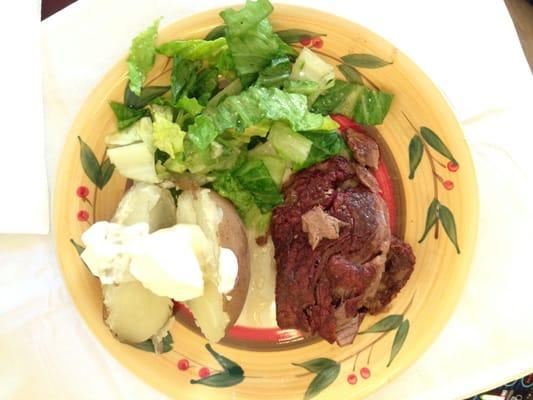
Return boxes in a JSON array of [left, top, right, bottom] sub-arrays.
[[404, 113, 461, 254], [190, 344, 245, 387], [294, 358, 341, 400]]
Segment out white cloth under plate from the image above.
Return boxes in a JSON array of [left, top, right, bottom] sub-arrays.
[[0, 0, 48, 234], [1, 0, 532, 399]]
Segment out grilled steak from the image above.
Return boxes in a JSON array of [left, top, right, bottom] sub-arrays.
[[271, 132, 415, 345]]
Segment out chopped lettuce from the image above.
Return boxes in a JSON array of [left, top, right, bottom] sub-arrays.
[[268, 122, 312, 164], [170, 56, 201, 105], [256, 56, 291, 88], [332, 84, 365, 117], [221, 0, 286, 78], [157, 38, 228, 64], [212, 171, 255, 215], [107, 143, 160, 183], [232, 159, 284, 212], [206, 79, 243, 109], [175, 96, 204, 117], [151, 107, 186, 158], [106, 117, 155, 151], [191, 67, 219, 105], [291, 47, 335, 101], [354, 87, 393, 125], [109, 101, 149, 130], [189, 86, 324, 149], [295, 131, 347, 171], [220, 0, 273, 36], [311, 80, 353, 115], [127, 19, 161, 95], [283, 79, 320, 95]]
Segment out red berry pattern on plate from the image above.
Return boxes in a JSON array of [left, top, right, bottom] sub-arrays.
[[347, 373, 357, 385], [177, 359, 189, 371], [447, 161, 459, 172], [360, 367, 371, 379], [299, 35, 311, 46], [443, 180, 454, 190], [77, 210, 89, 222], [312, 37, 323, 48], [198, 367, 210, 378], [76, 185, 89, 198]]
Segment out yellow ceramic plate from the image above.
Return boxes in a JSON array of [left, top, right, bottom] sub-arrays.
[[54, 4, 478, 399]]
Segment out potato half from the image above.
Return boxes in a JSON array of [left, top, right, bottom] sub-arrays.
[[177, 190, 250, 341], [103, 280, 173, 344]]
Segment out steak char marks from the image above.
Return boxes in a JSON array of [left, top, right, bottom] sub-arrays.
[[271, 131, 415, 345]]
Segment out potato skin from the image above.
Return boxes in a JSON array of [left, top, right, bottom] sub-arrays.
[[208, 191, 251, 329]]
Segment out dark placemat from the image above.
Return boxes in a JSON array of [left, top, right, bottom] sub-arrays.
[[466, 373, 533, 400]]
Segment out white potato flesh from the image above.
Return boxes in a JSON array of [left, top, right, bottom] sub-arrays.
[[112, 182, 176, 232], [186, 279, 229, 343], [103, 281, 172, 344]]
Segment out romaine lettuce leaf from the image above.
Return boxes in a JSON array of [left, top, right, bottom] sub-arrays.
[[151, 106, 186, 158], [157, 38, 228, 64], [188, 87, 324, 149], [175, 96, 204, 117], [256, 56, 291, 88], [354, 87, 393, 125], [212, 171, 255, 215], [127, 19, 161, 96], [268, 122, 312, 164], [291, 47, 335, 101], [191, 67, 219, 105], [106, 117, 155, 151], [283, 80, 320, 95], [295, 131, 347, 171], [220, 0, 273, 36], [311, 80, 353, 115], [232, 159, 284, 212], [109, 101, 149, 130], [170, 56, 201, 105]]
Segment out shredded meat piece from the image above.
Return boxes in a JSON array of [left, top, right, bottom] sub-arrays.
[[301, 206, 347, 249], [343, 129, 380, 170], [354, 164, 381, 194]]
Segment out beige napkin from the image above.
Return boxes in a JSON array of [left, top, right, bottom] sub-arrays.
[[0, 0, 48, 234]]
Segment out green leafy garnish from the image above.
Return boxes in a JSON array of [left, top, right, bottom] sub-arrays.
[[127, 18, 161, 95], [188, 86, 324, 149], [157, 37, 228, 64]]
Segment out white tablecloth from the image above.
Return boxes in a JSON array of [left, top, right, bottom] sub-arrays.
[[1, 0, 533, 399]]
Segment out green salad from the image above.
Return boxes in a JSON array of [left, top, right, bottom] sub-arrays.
[[106, 0, 393, 232]]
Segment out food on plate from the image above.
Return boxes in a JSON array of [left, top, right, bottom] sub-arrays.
[[271, 136, 415, 345], [77, 0, 416, 350]]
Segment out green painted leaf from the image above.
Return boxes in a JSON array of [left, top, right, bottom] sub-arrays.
[[131, 333, 173, 353], [78, 137, 101, 188], [420, 127, 457, 164], [359, 314, 403, 334], [275, 29, 326, 44], [418, 198, 440, 243], [293, 358, 338, 373], [190, 371, 245, 387], [124, 85, 170, 109], [70, 239, 85, 255], [337, 64, 363, 84], [304, 364, 340, 400], [190, 344, 245, 387], [205, 344, 243, 375], [109, 101, 149, 130], [99, 158, 115, 189], [439, 204, 461, 254], [387, 319, 409, 367], [341, 53, 392, 68], [205, 25, 226, 40], [408, 135, 424, 179]]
